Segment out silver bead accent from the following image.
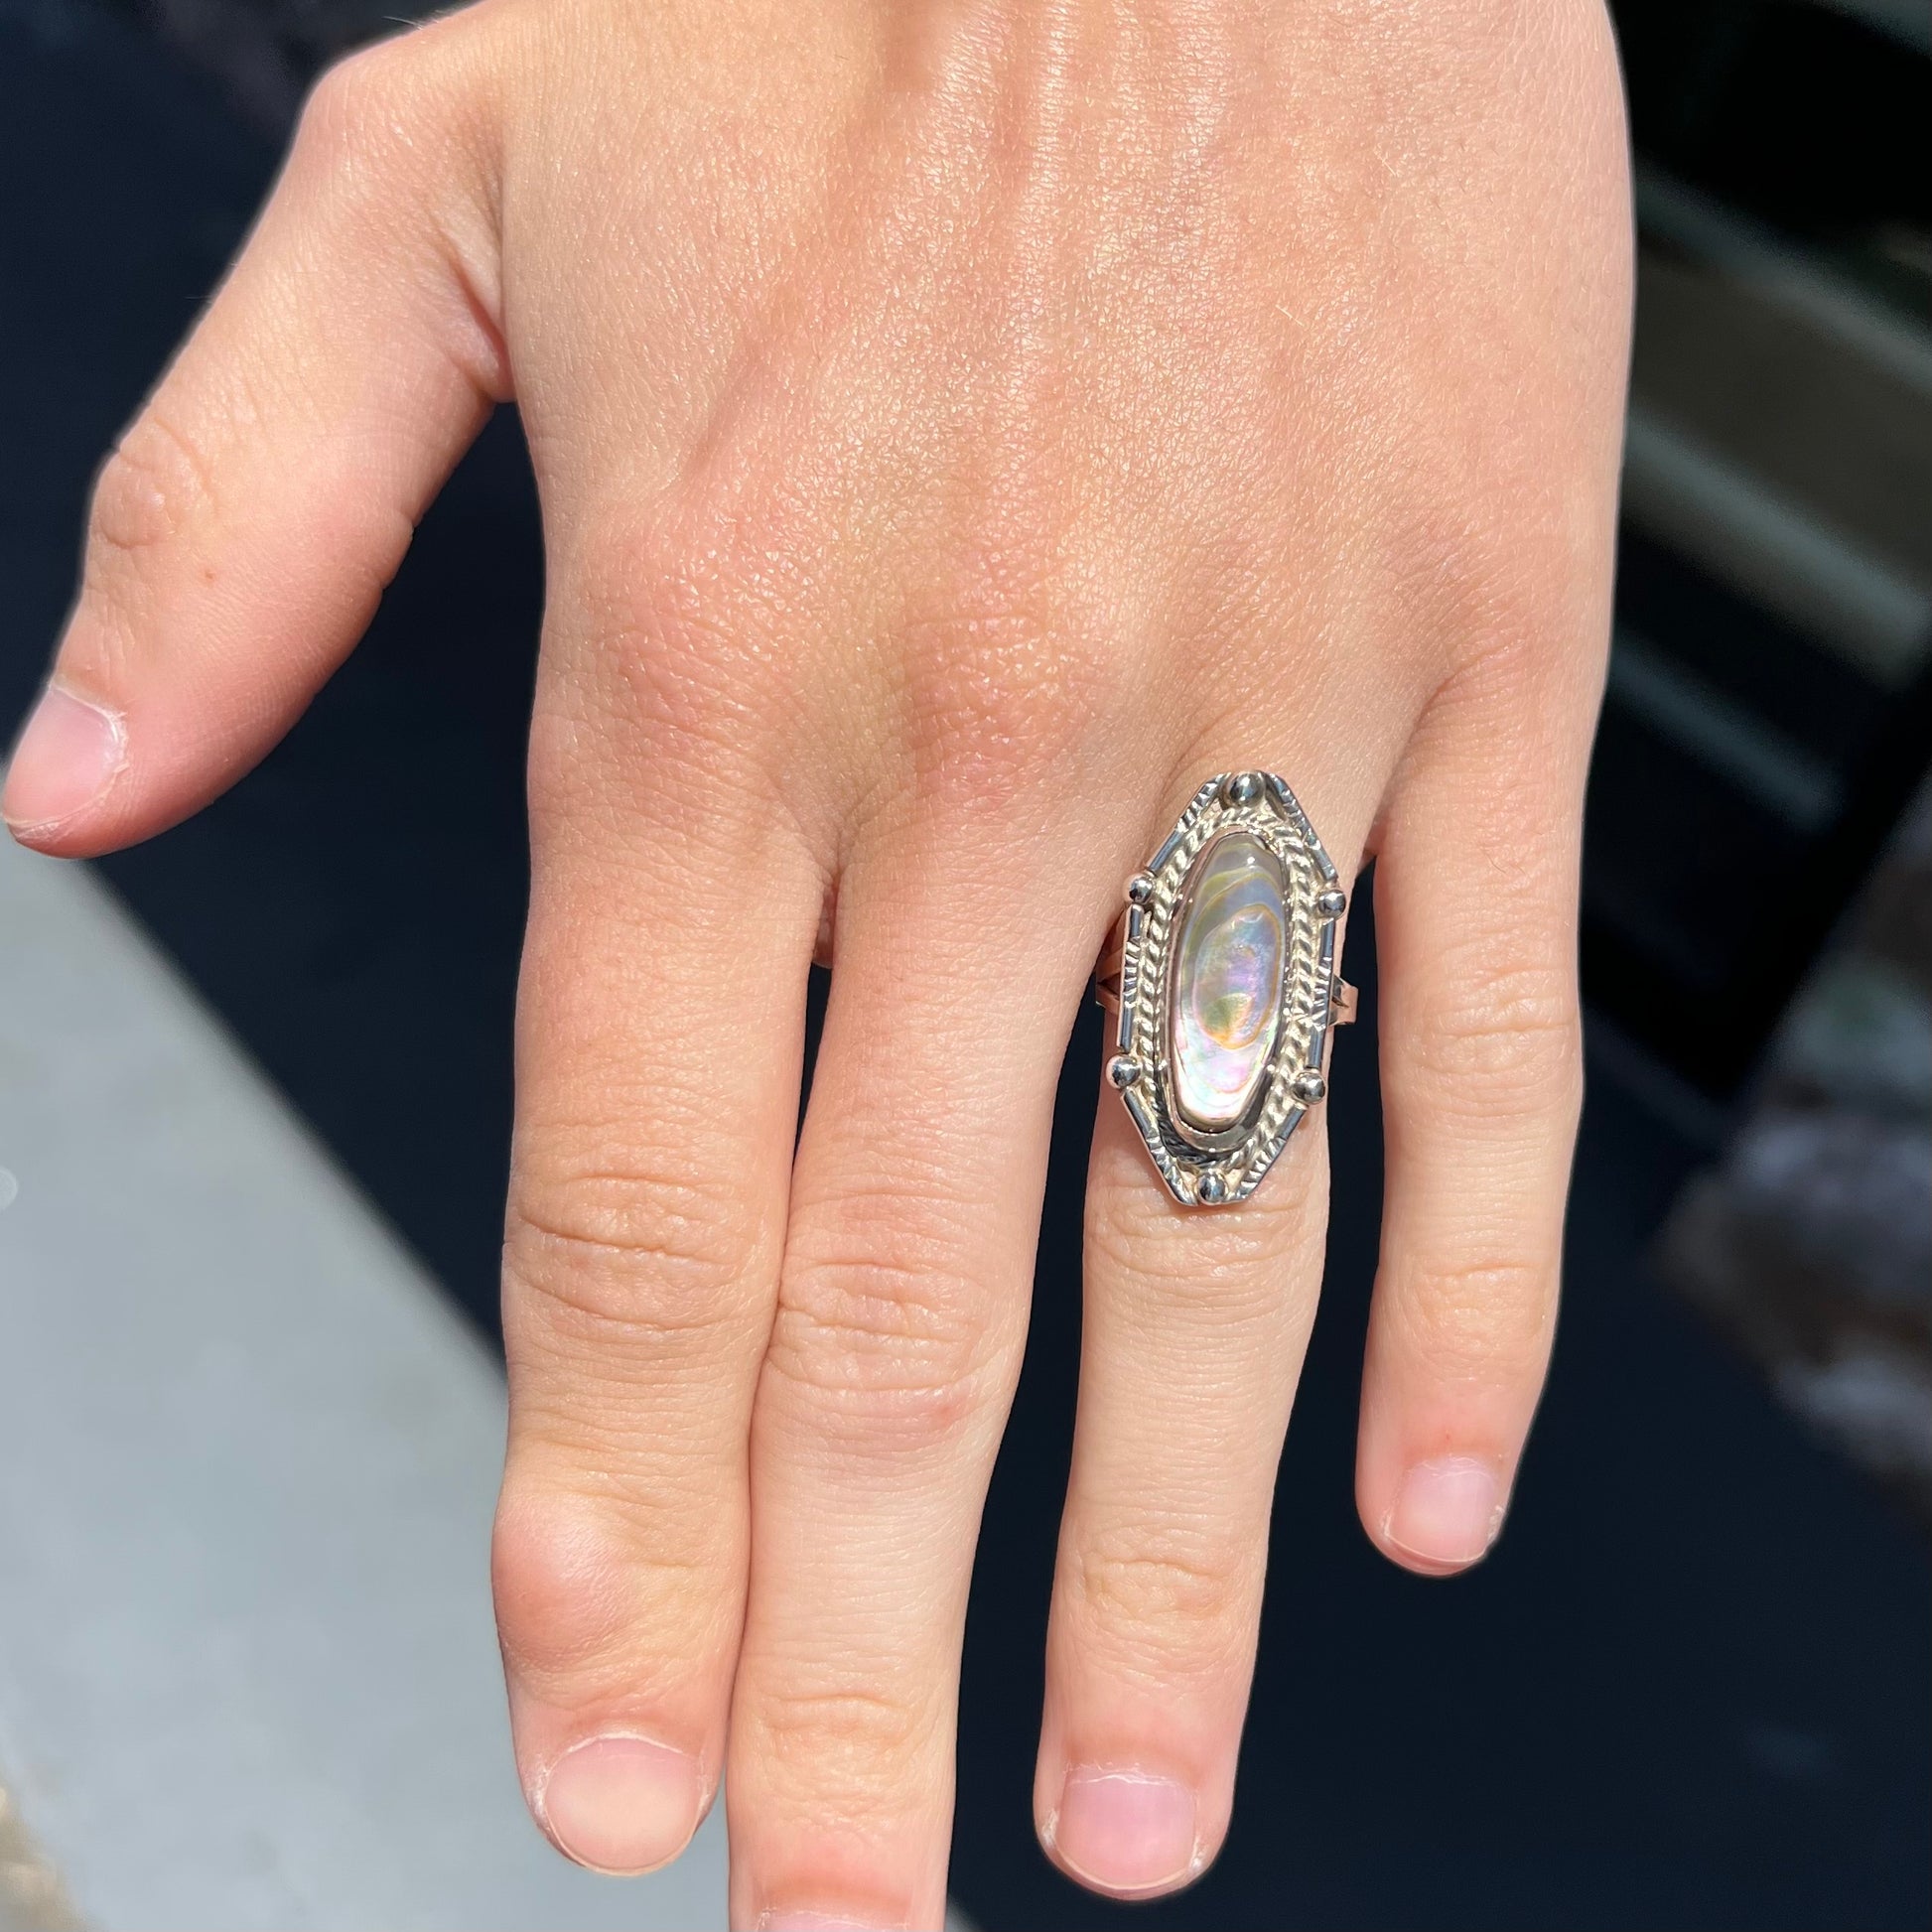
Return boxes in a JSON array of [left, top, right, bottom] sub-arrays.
[[1291, 1070, 1327, 1104], [1107, 1055, 1142, 1089], [1196, 1171, 1228, 1205], [1315, 888, 1347, 916], [1126, 872, 1157, 905], [1223, 771, 1264, 806]]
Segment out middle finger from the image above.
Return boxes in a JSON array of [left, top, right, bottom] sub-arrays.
[[725, 791, 1119, 1932]]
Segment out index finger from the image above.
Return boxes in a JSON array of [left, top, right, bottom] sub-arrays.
[[492, 561, 825, 1877]]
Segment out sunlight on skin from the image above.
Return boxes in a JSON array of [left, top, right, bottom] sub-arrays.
[[5, 1, 1630, 1921]]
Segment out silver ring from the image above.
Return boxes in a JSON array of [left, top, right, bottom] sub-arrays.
[[1094, 771, 1355, 1208]]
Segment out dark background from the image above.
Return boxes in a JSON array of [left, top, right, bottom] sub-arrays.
[[2, 1, 1928, 1925]]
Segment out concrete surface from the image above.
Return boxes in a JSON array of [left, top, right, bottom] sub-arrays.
[[0, 835, 727, 1930]]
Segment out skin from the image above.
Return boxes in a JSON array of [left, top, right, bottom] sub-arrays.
[[3, 0, 1631, 1923]]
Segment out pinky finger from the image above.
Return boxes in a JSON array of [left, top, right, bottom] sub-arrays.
[[1357, 670, 1591, 1576]]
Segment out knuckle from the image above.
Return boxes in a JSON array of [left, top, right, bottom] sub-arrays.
[[293, 31, 486, 223], [897, 575, 1118, 816], [1384, 472, 1587, 703], [297, 38, 419, 169], [1393, 1253, 1555, 1381], [1086, 1151, 1325, 1310], [749, 1675, 933, 1775], [557, 498, 793, 783], [1404, 957, 1581, 1108], [87, 410, 217, 572], [1074, 1521, 1258, 1663], [767, 1202, 1005, 1449], [504, 1151, 761, 1344]]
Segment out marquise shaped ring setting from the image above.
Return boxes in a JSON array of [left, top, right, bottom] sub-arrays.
[[1094, 772, 1356, 1208]]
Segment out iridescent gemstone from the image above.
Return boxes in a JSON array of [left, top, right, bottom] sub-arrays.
[[1169, 832, 1286, 1133]]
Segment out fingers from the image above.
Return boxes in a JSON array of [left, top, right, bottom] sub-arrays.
[[1356, 664, 1591, 1575], [493, 671, 826, 1877], [723, 811, 1104, 1932], [1044, 1087, 1333, 1898], [3, 30, 506, 858], [1036, 770, 1361, 1901]]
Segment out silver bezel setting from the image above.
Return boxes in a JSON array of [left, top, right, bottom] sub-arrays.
[[1101, 772, 1349, 1208]]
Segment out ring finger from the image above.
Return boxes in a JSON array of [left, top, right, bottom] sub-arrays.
[[1038, 759, 1372, 1899]]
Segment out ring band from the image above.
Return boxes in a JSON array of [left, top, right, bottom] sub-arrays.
[[1094, 771, 1355, 1207]]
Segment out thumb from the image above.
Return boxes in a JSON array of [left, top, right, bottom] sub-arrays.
[[5, 27, 507, 857]]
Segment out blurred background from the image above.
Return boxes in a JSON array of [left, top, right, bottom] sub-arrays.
[[1, 0, 1927, 1926]]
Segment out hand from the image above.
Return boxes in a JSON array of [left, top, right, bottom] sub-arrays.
[[4, 0, 1630, 1920]]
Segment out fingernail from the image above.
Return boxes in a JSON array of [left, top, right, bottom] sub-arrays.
[[1383, 1454, 1505, 1570], [1048, 1766, 1199, 1896], [533, 1733, 703, 1876], [3, 686, 125, 832]]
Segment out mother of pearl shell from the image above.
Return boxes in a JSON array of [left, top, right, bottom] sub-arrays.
[[1168, 832, 1287, 1133]]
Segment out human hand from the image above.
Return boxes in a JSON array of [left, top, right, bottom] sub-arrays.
[[5, 0, 1629, 1920]]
